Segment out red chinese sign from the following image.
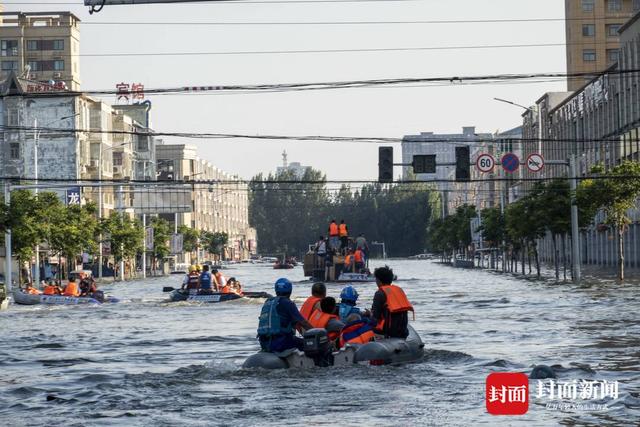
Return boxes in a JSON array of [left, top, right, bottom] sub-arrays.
[[486, 372, 529, 415], [116, 82, 145, 103]]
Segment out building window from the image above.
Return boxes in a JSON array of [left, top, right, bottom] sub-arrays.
[[583, 49, 597, 61], [1, 61, 17, 71], [607, 24, 622, 36], [28, 61, 39, 72], [607, 48, 620, 63], [26, 40, 39, 51], [608, 0, 622, 11], [53, 40, 64, 50], [9, 143, 20, 159], [582, 24, 596, 36], [582, 0, 595, 12], [54, 60, 64, 71], [1, 40, 18, 56], [635, 0, 640, 11], [7, 109, 19, 126]]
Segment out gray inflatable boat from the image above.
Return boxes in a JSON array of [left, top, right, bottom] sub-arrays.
[[243, 324, 424, 369]]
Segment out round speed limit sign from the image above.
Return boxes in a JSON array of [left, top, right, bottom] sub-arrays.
[[476, 153, 495, 173]]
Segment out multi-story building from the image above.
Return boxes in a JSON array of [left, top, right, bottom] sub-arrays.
[[525, 9, 640, 269], [565, 0, 638, 91], [276, 150, 310, 179], [401, 126, 493, 215], [0, 11, 81, 91], [156, 143, 257, 261]]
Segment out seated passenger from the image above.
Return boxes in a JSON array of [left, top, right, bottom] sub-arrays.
[[344, 250, 355, 273], [183, 265, 200, 294], [336, 285, 365, 321], [79, 276, 98, 297], [257, 278, 313, 353], [62, 277, 81, 297], [43, 281, 61, 295], [198, 265, 213, 294], [300, 282, 326, 320], [309, 297, 345, 343], [227, 277, 243, 295], [24, 283, 42, 295], [339, 313, 375, 348], [212, 269, 226, 292], [371, 266, 413, 339]]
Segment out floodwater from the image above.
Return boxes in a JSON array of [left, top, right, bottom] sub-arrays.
[[1, 260, 639, 426]]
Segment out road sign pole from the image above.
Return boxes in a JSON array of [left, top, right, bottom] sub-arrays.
[[569, 155, 581, 284], [4, 181, 12, 293]]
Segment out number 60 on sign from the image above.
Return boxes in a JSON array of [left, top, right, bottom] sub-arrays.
[[476, 154, 495, 173]]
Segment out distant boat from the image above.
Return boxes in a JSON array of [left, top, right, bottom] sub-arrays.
[[273, 261, 295, 270]]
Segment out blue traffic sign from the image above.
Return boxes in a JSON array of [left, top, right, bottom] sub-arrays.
[[66, 186, 81, 205], [501, 153, 520, 173]]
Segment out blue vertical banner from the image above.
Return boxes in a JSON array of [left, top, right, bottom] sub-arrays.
[[66, 186, 81, 205]]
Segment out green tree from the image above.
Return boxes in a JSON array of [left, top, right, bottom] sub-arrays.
[[50, 203, 99, 277], [150, 217, 171, 273], [202, 231, 229, 259], [579, 161, 640, 281], [177, 225, 200, 262], [101, 212, 143, 277]]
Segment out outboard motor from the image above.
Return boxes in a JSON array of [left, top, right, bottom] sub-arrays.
[[303, 328, 333, 367]]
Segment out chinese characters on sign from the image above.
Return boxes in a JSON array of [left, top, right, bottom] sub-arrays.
[[66, 187, 81, 206], [116, 82, 145, 104], [27, 81, 68, 93], [486, 373, 620, 416]]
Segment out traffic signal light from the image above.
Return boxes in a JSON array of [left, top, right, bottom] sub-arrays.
[[455, 146, 470, 181], [413, 155, 437, 174], [378, 146, 393, 183]]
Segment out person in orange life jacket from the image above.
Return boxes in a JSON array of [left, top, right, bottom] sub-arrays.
[[300, 282, 326, 320], [79, 275, 98, 297], [344, 249, 355, 273], [62, 277, 81, 297], [328, 219, 340, 251], [308, 297, 345, 344], [257, 278, 313, 353], [339, 313, 375, 348], [354, 248, 365, 272], [24, 282, 42, 295], [43, 280, 61, 295], [371, 266, 413, 339], [226, 277, 243, 295], [212, 269, 226, 292], [338, 220, 349, 252]]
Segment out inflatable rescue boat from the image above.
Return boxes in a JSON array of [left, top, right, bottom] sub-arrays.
[[12, 290, 119, 306], [243, 325, 424, 369], [168, 288, 272, 303]]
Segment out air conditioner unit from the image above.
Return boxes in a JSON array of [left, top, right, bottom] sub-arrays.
[[90, 160, 100, 168], [113, 165, 122, 175], [52, 72, 62, 78]]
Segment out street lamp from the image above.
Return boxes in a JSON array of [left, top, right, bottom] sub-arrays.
[[493, 97, 534, 112], [32, 112, 80, 288]]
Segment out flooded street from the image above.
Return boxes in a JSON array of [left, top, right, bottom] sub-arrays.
[[1, 260, 639, 426]]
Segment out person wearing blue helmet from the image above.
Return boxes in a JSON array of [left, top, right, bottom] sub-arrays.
[[257, 278, 313, 353], [336, 285, 368, 321]]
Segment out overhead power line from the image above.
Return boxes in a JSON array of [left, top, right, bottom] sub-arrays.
[[12, 69, 639, 98], [0, 125, 635, 146], [5, 0, 419, 4]]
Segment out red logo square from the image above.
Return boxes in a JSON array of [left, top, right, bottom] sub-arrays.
[[486, 372, 529, 415]]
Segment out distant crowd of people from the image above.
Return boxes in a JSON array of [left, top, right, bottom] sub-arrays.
[[314, 219, 370, 274]]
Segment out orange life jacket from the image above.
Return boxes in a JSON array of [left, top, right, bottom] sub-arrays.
[[26, 287, 41, 295], [376, 284, 414, 330], [62, 282, 80, 297], [220, 285, 233, 293], [300, 296, 322, 320], [354, 249, 364, 263], [43, 285, 59, 295], [339, 320, 375, 348], [345, 255, 353, 266], [339, 223, 348, 237], [309, 309, 340, 340], [329, 222, 339, 236]]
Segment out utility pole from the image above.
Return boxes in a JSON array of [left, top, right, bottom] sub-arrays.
[[569, 155, 581, 283], [4, 182, 12, 294], [33, 117, 40, 288]]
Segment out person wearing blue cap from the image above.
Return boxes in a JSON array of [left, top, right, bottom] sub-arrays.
[[257, 278, 313, 353]]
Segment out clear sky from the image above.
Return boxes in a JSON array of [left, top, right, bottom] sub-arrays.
[[9, 0, 566, 180]]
